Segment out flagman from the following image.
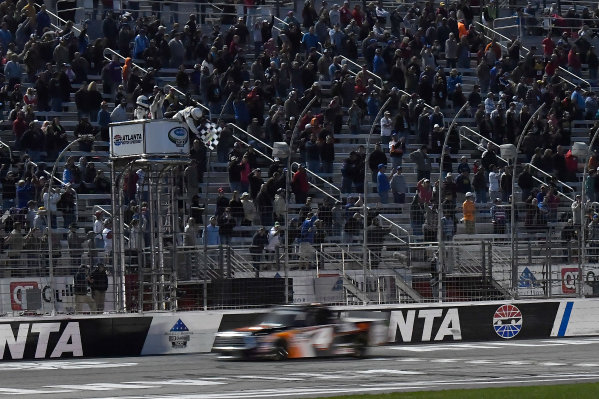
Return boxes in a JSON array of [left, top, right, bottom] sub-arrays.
[[173, 106, 204, 138]]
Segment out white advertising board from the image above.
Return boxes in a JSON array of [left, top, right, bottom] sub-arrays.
[[110, 122, 144, 158], [141, 312, 224, 355], [0, 277, 115, 315], [110, 120, 189, 158]]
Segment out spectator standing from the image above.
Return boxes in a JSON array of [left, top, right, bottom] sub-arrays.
[[389, 134, 405, 169], [292, 164, 310, 204], [462, 192, 476, 234], [390, 166, 407, 204], [473, 168, 488, 204], [102, 218, 113, 263], [409, 145, 432, 180], [366, 218, 390, 268], [488, 165, 501, 202], [205, 216, 221, 245], [380, 110, 393, 146], [90, 264, 108, 312], [377, 164, 390, 204], [368, 143, 387, 183], [491, 198, 506, 234], [250, 226, 269, 277], [74, 265, 95, 313]]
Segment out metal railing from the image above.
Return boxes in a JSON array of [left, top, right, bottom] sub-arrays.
[[474, 21, 591, 89], [459, 126, 575, 203], [227, 126, 340, 202]]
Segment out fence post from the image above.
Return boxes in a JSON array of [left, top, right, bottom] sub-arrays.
[[226, 245, 232, 279], [275, 246, 281, 271], [547, 232, 552, 298], [488, 241, 493, 283], [481, 240, 486, 282], [218, 242, 224, 278]]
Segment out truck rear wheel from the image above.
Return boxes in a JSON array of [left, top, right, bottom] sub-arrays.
[[353, 334, 368, 359]]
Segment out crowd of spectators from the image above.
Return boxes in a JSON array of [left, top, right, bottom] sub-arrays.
[[1, 0, 599, 274]]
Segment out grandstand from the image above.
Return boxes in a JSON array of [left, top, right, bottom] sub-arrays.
[[0, 0, 598, 314]]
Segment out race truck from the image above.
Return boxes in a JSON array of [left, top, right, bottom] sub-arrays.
[[212, 304, 386, 360]]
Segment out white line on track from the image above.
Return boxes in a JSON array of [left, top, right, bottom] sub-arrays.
[[86, 373, 599, 399], [0, 361, 139, 371]]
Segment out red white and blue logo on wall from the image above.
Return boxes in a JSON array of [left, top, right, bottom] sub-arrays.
[[493, 304, 523, 339], [167, 319, 192, 348]]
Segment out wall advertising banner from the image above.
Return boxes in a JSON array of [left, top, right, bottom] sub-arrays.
[[516, 265, 599, 296], [0, 317, 152, 360], [0, 277, 115, 315], [383, 302, 560, 343], [140, 313, 223, 355]]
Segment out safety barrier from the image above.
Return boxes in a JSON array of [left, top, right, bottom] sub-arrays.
[[2, 298, 598, 360]]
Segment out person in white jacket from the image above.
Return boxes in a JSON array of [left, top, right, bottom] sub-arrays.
[[172, 106, 203, 138], [110, 100, 128, 122]]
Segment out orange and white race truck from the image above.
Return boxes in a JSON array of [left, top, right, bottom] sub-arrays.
[[212, 304, 387, 360]]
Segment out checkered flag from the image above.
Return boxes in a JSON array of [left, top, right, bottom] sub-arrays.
[[199, 122, 222, 150]]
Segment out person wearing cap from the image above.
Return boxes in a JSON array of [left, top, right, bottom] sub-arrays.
[[32, 206, 47, 231], [488, 165, 501, 204], [380, 110, 393, 146], [265, 221, 282, 261], [133, 28, 149, 59], [462, 192, 476, 234], [376, 163, 390, 204], [328, 4, 341, 27]]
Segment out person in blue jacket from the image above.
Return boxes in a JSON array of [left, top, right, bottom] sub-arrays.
[[377, 164, 390, 204]]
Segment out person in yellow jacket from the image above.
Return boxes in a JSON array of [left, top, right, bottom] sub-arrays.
[[462, 192, 476, 234]]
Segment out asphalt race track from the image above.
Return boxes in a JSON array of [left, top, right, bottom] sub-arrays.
[[2, 338, 599, 398]]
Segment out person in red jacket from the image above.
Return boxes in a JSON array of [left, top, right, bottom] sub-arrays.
[[564, 149, 578, 180], [12, 110, 27, 150], [545, 54, 558, 77], [568, 46, 582, 76], [351, 4, 363, 26], [292, 164, 310, 204]]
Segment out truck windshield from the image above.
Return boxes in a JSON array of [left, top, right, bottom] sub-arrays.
[[259, 309, 307, 327]]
